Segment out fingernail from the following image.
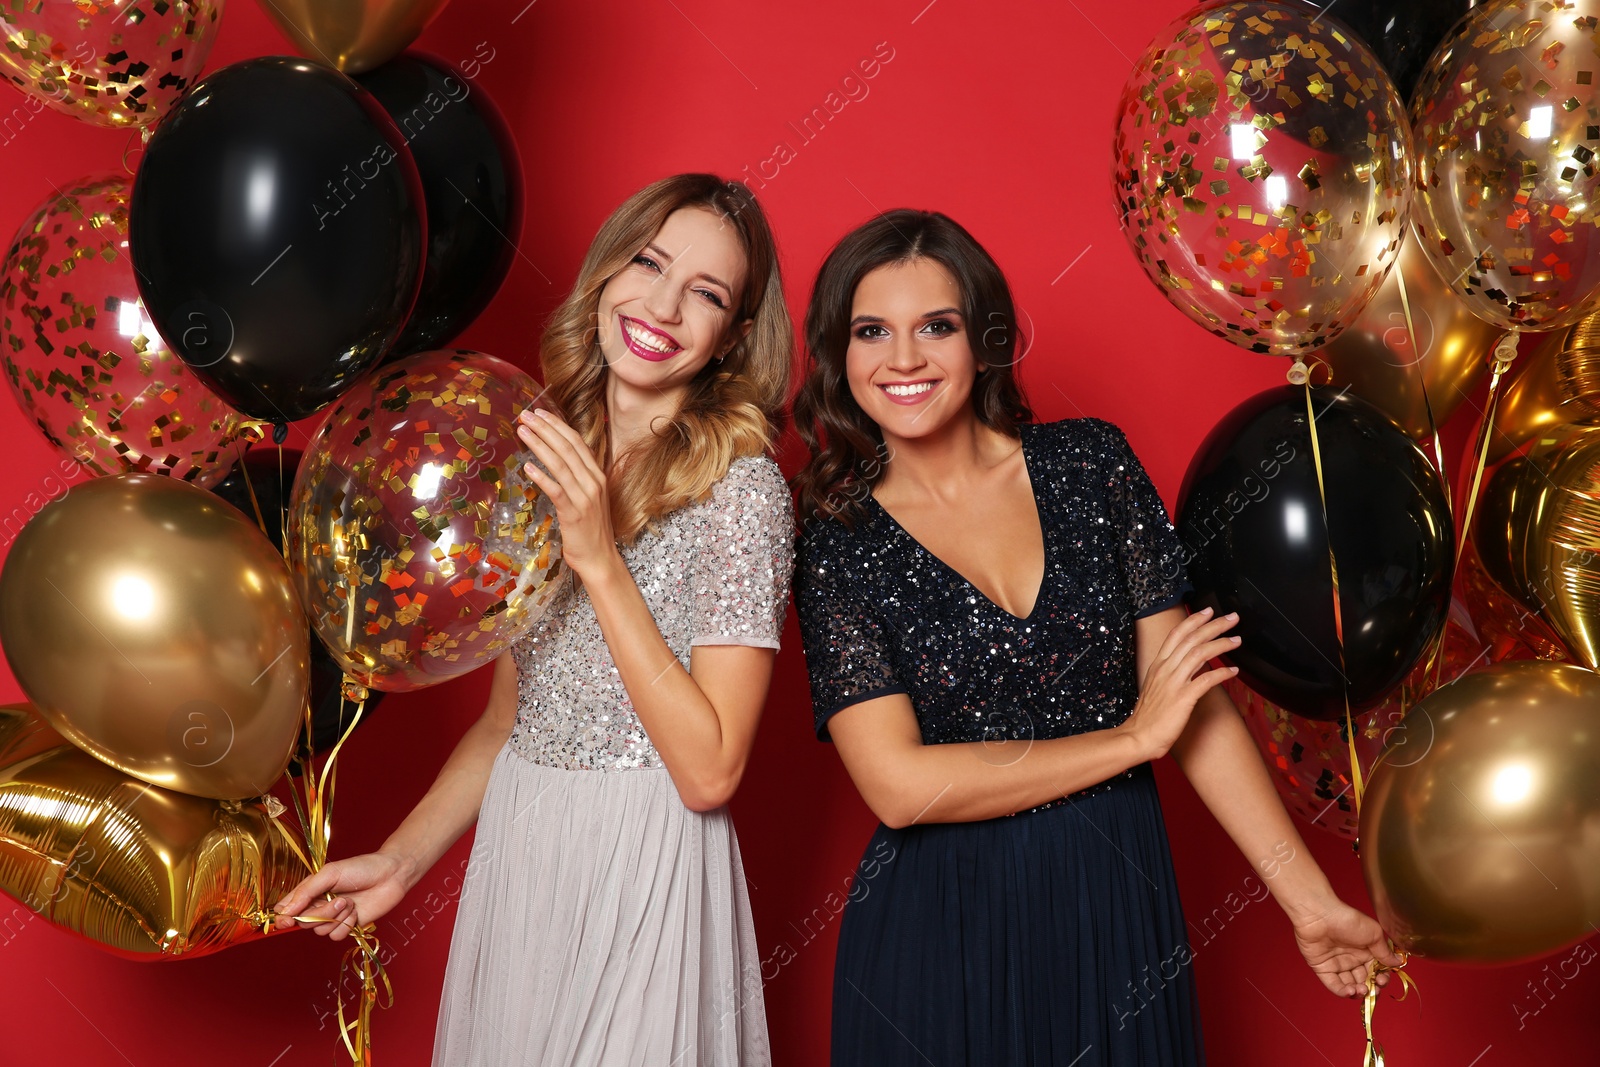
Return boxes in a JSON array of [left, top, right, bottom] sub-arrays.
[[1200, 606, 1213, 616], [1229, 666, 1240, 674], [1226, 612, 1238, 620], [1231, 635, 1242, 644], [535, 408, 550, 419]]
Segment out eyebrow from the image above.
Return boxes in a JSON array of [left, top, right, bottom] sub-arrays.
[[646, 242, 735, 296], [848, 307, 964, 326]]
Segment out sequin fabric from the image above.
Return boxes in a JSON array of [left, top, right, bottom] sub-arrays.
[[794, 418, 1191, 807], [508, 454, 795, 772]]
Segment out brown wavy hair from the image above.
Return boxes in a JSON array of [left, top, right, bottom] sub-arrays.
[[792, 209, 1034, 527], [540, 174, 792, 543]]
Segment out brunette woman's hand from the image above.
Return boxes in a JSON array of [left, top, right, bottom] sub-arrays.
[[1292, 897, 1404, 998], [1116, 606, 1240, 761], [515, 408, 620, 582], [271, 851, 412, 943]]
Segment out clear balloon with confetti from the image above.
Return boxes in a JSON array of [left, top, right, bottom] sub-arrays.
[[1, 174, 253, 488], [1113, 1, 1413, 357], [288, 349, 566, 693]]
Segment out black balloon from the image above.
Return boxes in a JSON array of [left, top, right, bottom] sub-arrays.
[[1303, 0, 1471, 102], [356, 52, 523, 356], [211, 449, 383, 762], [130, 56, 426, 426], [1176, 387, 1454, 720]]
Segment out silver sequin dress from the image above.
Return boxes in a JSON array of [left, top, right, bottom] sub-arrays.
[[432, 454, 794, 1067]]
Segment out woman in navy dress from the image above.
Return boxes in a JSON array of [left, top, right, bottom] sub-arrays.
[[790, 210, 1400, 1065]]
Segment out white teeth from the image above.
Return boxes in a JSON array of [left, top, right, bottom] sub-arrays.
[[883, 382, 934, 396], [622, 319, 678, 354]]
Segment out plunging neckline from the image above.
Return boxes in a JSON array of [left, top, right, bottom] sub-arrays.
[[866, 426, 1048, 623]]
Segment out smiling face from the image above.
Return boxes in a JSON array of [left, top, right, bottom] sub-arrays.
[[595, 206, 750, 401], [844, 256, 978, 442]]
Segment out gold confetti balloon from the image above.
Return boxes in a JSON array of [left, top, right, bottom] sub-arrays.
[[288, 349, 565, 693], [0, 0, 225, 129], [0, 704, 307, 958], [0, 473, 310, 800], [1, 175, 252, 489], [1113, 2, 1413, 356], [1361, 662, 1600, 964], [1411, 0, 1600, 332]]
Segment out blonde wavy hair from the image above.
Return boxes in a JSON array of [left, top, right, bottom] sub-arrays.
[[539, 174, 792, 543]]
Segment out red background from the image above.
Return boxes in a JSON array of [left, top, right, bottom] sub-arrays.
[[1, 1, 1594, 1064]]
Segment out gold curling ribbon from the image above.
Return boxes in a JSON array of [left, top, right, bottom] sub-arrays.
[[1362, 945, 1417, 1067], [232, 464, 392, 1066], [1430, 330, 1520, 691], [1291, 365, 1365, 818], [1292, 363, 1413, 1065], [1393, 266, 1451, 511]]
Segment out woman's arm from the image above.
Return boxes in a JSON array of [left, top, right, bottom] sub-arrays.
[[1148, 606, 1404, 996], [271, 649, 519, 938], [826, 607, 1241, 828], [516, 409, 781, 811], [586, 557, 776, 810]]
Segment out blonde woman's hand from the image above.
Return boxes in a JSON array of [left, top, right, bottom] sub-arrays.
[[515, 408, 619, 581], [271, 851, 411, 943]]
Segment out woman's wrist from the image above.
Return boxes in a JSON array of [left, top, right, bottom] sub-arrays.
[[377, 842, 423, 893], [578, 543, 631, 598], [1273, 867, 1341, 927]]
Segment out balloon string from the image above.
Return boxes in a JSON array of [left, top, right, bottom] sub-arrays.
[[1298, 374, 1363, 817], [1395, 266, 1454, 691], [1362, 945, 1417, 1067], [1433, 332, 1519, 689], [278, 443, 290, 563], [1394, 266, 1451, 509], [233, 443, 271, 540], [256, 685, 389, 1067]]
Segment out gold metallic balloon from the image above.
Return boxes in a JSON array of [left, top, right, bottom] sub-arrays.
[[1488, 319, 1600, 463], [0, 705, 307, 958], [254, 0, 451, 74], [0, 474, 309, 800], [0, 0, 224, 128], [1318, 235, 1496, 439], [1, 175, 254, 488], [1361, 662, 1600, 964], [1411, 0, 1600, 331], [289, 350, 564, 692]]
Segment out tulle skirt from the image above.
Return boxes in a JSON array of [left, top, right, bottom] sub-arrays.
[[433, 746, 770, 1066], [831, 761, 1203, 1066]]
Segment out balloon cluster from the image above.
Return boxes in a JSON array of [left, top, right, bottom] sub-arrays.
[[1116, 0, 1600, 971], [0, 0, 557, 989]]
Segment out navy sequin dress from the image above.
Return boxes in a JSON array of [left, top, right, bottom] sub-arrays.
[[794, 418, 1203, 1066]]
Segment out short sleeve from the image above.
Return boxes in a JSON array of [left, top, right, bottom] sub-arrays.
[[1094, 420, 1191, 619], [793, 527, 908, 741], [689, 455, 796, 650]]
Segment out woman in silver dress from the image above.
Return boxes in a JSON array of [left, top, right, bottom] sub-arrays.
[[272, 173, 795, 1066]]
